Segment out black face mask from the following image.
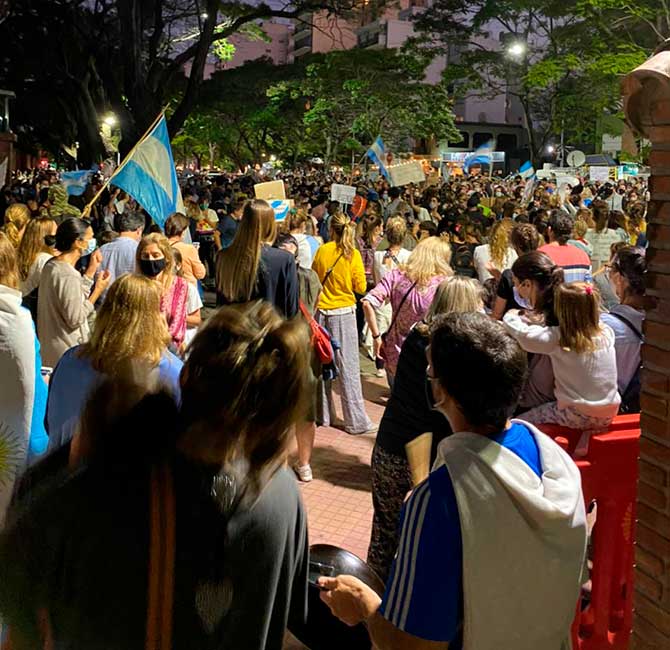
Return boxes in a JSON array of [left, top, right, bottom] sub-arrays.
[[44, 235, 56, 248], [425, 374, 439, 412], [140, 258, 166, 278]]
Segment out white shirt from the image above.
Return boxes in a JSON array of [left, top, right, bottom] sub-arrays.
[[183, 282, 203, 349], [20, 252, 53, 296], [473, 244, 518, 283], [372, 248, 411, 285], [503, 311, 620, 418]]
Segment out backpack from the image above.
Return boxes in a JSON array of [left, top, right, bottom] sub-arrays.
[[451, 244, 476, 278], [608, 312, 643, 414]]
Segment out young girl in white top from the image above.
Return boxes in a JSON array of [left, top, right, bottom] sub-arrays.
[[504, 281, 620, 440]]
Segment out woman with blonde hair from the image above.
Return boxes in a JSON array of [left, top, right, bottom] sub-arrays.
[[137, 233, 201, 353], [2, 203, 31, 247], [216, 199, 298, 318], [568, 217, 593, 258], [368, 276, 483, 580], [18, 217, 57, 318], [362, 235, 453, 387], [312, 211, 375, 435], [0, 301, 310, 649], [45, 273, 183, 452], [473, 218, 517, 283]]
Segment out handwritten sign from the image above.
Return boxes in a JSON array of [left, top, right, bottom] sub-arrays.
[[388, 161, 426, 187], [589, 166, 611, 182], [254, 180, 286, 201], [330, 183, 357, 205]]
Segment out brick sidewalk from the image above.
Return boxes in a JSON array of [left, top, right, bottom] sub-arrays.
[[284, 357, 388, 650]]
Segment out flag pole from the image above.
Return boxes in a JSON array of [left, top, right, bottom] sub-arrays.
[[82, 108, 168, 218]]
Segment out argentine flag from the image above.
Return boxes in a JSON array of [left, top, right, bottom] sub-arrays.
[[463, 140, 495, 173], [519, 161, 535, 180], [366, 136, 389, 179], [61, 169, 95, 196], [111, 115, 184, 229]]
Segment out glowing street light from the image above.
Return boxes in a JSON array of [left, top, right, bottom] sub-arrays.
[[507, 42, 527, 58], [201, 12, 208, 19], [103, 114, 118, 127], [547, 145, 555, 154]]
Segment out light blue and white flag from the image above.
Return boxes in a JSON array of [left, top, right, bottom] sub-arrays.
[[271, 199, 292, 222], [61, 169, 95, 196], [366, 136, 389, 179], [519, 160, 535, 180], [111, 115, 184, 229], [463, 140, 495, 173]]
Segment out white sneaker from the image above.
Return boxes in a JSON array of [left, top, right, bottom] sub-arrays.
[[375, 368, 385, 378], [294, 464, 313, 482]]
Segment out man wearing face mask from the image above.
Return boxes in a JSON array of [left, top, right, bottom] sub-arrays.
[[320, 312, 586, 650]]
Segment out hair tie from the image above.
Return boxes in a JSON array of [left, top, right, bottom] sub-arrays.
[[584, 285, 593, 296]]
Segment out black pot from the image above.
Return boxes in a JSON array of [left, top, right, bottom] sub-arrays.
[[290, 544, 385, 650]]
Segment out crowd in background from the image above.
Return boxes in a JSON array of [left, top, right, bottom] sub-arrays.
[[0, 163, 650, 650]]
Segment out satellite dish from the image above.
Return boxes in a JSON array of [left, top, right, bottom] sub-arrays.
[[567, 150, 586, 167]]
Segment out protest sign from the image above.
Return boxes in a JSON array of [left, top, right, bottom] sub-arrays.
[[554, 175, 579, 188], [388, 161, 426, 187], [254, 180, 286, 201], [271, 199, 293, 222], [331, 183, 356, 205], [589, 167, 611, 182]]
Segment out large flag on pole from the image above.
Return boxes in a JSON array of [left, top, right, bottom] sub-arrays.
[[463, 140, 495, 173], [366, 136, 389, 179], [61, 168, 96, 196], [110, 115, 183, 229]]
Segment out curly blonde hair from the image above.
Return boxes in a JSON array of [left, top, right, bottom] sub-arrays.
[[3, 204, 31, 248], [79, 274, 170, 375], [489, 219, 513, 268], [403, 235, 453, 287], [136, 233, 175, 294]]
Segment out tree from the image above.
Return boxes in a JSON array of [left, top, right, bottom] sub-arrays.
[[269, 48, 460, 167], [0, 0, 360, 165], [410, 0, 652, 162]]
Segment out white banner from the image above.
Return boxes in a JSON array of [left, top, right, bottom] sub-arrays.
[[589, 166, 611, 182], [330, 183, 356, 205], [388, 161, 426, 187]]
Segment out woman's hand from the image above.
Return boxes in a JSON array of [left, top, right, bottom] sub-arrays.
[[373, 336, 383, 360], [85, 249, 103, 278]]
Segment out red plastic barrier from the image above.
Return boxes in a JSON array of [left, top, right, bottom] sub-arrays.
[[537, 414, 640, 650]]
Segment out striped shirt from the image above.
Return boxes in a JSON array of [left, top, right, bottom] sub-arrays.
[[538, 243, 592, 284], [379, 423, 542, 645]]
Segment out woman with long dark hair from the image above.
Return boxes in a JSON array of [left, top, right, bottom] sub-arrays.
[[216, 199, 298, 318]]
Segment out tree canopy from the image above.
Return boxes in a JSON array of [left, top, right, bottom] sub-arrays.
[[0, 0, 361, 165]]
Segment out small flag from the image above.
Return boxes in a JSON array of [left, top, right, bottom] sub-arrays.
[[61, 169, 95, 196], [111, 115, 184, 229], [519, 161, 535, 180], [464, 140, 495, 173], [366, 136, 389, 179], [271, 199, 292, 222]]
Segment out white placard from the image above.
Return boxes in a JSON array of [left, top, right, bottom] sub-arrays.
[[589, 166, 611, 182], [254, 180, 286, 201], [330, 183, 356, 205], [554, 176, 579, 188], [388, 161, 426, 187]]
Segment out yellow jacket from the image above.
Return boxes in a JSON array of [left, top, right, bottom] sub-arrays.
[[312, 242, 367, 310]]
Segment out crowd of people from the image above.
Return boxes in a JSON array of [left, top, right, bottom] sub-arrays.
[[0, 164, 650, 649]]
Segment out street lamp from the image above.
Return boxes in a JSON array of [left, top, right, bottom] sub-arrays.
[[547, 145, 555, 154], [103, 114, 118, 127], [507, 42, 526, 58]]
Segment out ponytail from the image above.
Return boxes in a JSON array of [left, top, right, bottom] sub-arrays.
[[512, 251, 564, 326], [330, 212, 356, 259]]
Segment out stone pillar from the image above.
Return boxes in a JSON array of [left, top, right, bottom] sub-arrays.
[[623, 44, 670, 649]]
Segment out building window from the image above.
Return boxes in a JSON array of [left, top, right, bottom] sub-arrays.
[[496, 133, 517, 150], [473, 132, 493, 148], [448, 131, 469, 148]]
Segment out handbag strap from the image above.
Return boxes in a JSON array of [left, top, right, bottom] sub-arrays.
[[385, 281, 418, 339], [299, 299, 315, 324], [608, 311, 643, 341], [146, 462, 176, 650], [321, 252, 344, 287]]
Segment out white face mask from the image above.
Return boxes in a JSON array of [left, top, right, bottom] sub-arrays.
[[513, 286, 533, 310]]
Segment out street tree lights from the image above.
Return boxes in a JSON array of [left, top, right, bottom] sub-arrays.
[[507, 42, 527, 59]]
